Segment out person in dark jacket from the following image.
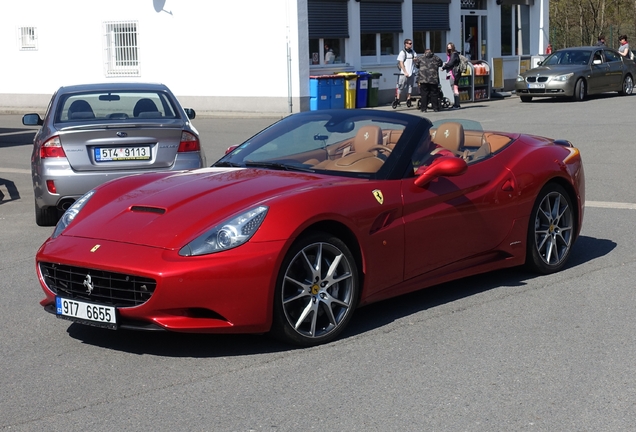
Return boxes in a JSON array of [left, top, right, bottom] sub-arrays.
[[414, 49, 443, 112], [442, 42, 461, 109]]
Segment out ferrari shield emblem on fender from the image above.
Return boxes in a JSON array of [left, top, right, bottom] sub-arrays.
[[372, 189, 384, 205], [90, 244, 101, 252]]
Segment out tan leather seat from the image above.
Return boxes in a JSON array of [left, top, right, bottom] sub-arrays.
[[352, 125, 383, 152], [431, 122, 464, 153], [316, 125, 385, 173]]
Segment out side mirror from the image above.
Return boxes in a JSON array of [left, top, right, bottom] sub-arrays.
[[22, 113, 43, 126], [593, 59, 602, 65], [184, 108, 196, 119], [414, 156, 467, 187]]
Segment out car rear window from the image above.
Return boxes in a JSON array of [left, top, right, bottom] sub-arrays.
[[56, 91, 179, 123]]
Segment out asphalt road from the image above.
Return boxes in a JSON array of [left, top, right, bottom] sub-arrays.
[[1, 95, 636, 431]]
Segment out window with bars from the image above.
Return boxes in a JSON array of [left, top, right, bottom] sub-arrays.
[[18, 27, 38, 51], [103, 20, 140, 77]]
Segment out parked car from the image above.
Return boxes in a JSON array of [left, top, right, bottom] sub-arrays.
[[515, 46, 636, 102], [23, 82, 206, 226], [36, 110, 585, 347]]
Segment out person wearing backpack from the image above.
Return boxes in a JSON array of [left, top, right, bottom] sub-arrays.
[[442, 42, 461, 110], [396, 39, 417, 106]]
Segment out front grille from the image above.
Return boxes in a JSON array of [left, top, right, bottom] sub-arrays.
[[40, 262, 156, 307], [526, 76, 549, 83]]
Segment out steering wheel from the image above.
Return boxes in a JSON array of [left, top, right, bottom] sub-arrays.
[[366, 145, 392, 155]]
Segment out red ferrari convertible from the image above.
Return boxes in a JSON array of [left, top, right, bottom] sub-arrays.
[[36, 110, 585, 346]]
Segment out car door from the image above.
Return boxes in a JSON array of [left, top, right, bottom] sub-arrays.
[[401, 152, 520, 280], [603, 49, 624, 90], [589, 49, 611, 93]]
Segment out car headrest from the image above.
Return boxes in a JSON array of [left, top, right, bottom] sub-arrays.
[[431, 122, 464, 153], [352, 125, 383, 153], [133, 98, 159, 117], [68, 100, 94, 120]]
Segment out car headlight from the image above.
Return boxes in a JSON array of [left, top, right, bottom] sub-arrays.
[[553, 73, 574, 82], [52, 190, 95, 238], [516, 75, 526, 82], [179, 206, 268, 256]]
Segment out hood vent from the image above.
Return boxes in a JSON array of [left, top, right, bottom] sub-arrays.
[[130, 205, 166, 214]]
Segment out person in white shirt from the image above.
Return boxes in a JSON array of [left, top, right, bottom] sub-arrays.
[[324, 44, 335, 64], [396, 39, 417, 105]]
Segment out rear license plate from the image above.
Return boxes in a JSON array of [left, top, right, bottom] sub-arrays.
[[56, 297, 117, 328], [528, 83, 545, 89], [95, 146, 151, 161]]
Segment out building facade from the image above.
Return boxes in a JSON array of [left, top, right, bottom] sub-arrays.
[[1, 0, 547, 115]]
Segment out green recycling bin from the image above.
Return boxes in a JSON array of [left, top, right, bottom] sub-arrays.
[[367, 72, 382, 107]]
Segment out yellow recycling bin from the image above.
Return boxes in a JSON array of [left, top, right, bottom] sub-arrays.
[[337, 73, 358, 109]]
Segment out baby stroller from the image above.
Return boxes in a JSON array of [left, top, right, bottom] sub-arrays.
[[416, 84, 452, 110]]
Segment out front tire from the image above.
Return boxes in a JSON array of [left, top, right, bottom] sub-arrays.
[[520, 96, 533, 102], [572, 78, 586, 101], [526, 184, 575, 274], [271, 231, 359, 347], [619, 75, 634, 95]]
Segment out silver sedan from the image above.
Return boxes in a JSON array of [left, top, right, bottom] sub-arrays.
[[23, 82, 206, 226], [515, 46, 636, 102]]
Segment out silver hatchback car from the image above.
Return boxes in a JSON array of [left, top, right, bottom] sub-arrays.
[[23, 83, 206, 226]]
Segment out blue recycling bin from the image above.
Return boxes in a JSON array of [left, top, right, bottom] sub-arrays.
[[355, 71, 370, 108], [309, 76, 331, 111], [330, 76, 345, 109]]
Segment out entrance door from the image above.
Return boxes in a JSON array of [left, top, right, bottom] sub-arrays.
[[461, 14, 487, 61]]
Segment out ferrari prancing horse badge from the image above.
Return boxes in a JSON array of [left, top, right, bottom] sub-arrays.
[[372, 189, 384, 205]]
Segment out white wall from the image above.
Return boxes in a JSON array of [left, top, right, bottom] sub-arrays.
[[1, 0, 300, 114], [0, 0, 547, 114]]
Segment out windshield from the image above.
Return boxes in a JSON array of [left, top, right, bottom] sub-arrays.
[[215, 111, 420, 176], [55, 91, 179, 123], [542, 50, 592, 66]]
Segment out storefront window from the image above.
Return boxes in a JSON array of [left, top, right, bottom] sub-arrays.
[[360, 0, 402, 60], [413, 31, 446, 54], [309, 38, 346, 65], [308, 0, 348, 66], [501, 4, 530, 55]]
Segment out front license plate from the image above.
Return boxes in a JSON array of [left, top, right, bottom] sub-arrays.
[[95, 146, 151, 161], [528, 83, 545, 89], [56, 297, 117, 328]]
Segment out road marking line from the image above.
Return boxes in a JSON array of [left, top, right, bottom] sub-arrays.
[[587, 201, 636, 210], [0, 130, 34, 137], [0, 168, 30, 174]]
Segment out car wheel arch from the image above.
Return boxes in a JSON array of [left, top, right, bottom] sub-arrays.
[[524, 178, 580, 272], [534, 177, 580, 234], [270, 225, 363, 346], [573, 78, 587, 101], [619, 74, 634, 95], [287, 220, 366, 294], [297, 220, 364, 283]]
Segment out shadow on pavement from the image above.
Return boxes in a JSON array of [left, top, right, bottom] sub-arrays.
[[0, 126, 36, 148], [63, 235, 615, 357], [0, 177, 21, 203]]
